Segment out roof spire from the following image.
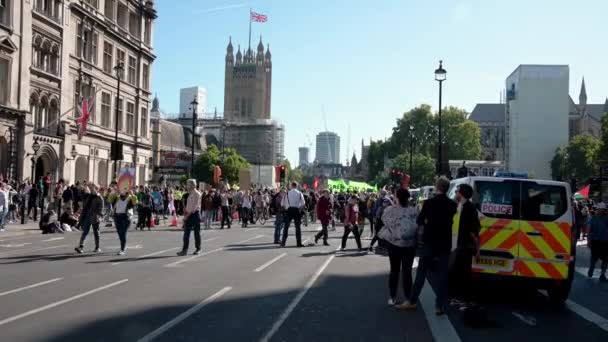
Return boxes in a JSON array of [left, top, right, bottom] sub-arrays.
[[579, 77, 588, 106]]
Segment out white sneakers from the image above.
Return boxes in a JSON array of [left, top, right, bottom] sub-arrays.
[[117, 250, 125, 256]]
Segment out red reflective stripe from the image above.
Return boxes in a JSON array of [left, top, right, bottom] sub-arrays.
[[497, 231, 519, 250], [539, 262, 563, 279], [479, 219, 511, 245], [517, 261, 535, 277], [519, 233, 546, 259], [528, 221, 568, 254], [557, 222, 573, 239]]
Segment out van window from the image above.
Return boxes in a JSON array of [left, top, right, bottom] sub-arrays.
[[521, 183, 567, 222], [474, 181, 519, 219], [448, 179, 466, 201]]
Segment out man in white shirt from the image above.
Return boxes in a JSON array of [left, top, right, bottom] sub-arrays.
[[280, 181, 306, 247], [178, 179, 202, 256]]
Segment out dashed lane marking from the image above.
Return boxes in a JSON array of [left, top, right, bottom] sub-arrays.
[[136, 287, 232, 342], [0, 278, 63, 297], [259, 255, 334, 342], [254, 253, 287, 272], [0, 279, 128, 326]]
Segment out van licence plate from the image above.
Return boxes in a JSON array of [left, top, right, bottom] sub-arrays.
[[473, 257, 513, 271]]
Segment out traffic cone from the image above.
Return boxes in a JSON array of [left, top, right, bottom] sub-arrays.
[[150, 217, 156, 227], [171, 216, 178, 227]]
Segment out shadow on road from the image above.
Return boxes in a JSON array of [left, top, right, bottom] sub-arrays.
[[41, 273, 433, 342], [0, 253, 111, 264]]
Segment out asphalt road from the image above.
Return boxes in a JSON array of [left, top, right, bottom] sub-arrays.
[[1, 219, 607, 342]]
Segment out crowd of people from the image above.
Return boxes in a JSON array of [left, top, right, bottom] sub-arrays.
[[1, 173, 607, 314]]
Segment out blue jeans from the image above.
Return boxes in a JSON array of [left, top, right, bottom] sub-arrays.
[[114, 214, 130, 250], [410, 253, 450, 311], [274, 211, 284, 243], [79, 217, 100, 249], [0, 208, 7, 229], [182, 211, 201, 251]]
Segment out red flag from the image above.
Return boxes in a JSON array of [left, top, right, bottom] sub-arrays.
[[577, 185, 590, 198], [401, 174, 411, 189], [251, 11, 267, 22], [313, 177, 319, 190]]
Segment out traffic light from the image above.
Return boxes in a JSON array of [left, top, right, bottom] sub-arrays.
[[279, 165, 286, 183]]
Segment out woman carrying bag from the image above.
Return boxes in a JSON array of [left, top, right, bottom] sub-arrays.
[[378, 188, 420, 306], [113, 191, 134, 256]]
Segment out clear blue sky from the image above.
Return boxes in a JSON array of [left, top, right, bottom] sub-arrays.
[[152, 0, 608, 164]]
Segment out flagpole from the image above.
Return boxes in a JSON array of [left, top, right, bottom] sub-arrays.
[[248, 8, 252, 53]]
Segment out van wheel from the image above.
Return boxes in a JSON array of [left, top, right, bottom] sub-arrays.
[[547, 280, 572, 308]]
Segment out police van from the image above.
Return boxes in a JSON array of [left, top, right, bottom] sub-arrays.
[[448, 172, 575, 305]]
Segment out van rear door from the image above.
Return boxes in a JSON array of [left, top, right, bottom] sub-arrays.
[[472, 179, 521, 276], [516, 182, 571, 280]]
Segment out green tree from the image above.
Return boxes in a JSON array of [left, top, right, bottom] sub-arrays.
[[193, 145, 250, 185], [599, 112, 608, 162], [367, 104, 482, 182], [391, 153, 436, 187], [550, 134, 600, 181]]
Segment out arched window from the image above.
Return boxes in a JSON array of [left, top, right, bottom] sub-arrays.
[[47, 97, 59, 128], [36, 95, 48, 131]]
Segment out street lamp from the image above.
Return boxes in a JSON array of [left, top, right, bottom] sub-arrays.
[[257, 152, 262, 187], [190, 97, 199, 178], [221, 122, 227, 164], [409, 125, 414, 178], [435, 60, 447, 175], [113, 61, 125, 181]]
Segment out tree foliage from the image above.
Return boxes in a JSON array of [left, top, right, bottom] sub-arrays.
[[193, 144, 250, 185], [367, 104, 481, 185], [550, 134, 601, 182]]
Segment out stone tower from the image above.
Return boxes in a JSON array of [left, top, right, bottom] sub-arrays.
[[223, 36, 272, 122]]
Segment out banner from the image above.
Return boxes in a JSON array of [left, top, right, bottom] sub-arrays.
[[327, 179, 377, 192], [239, 169, 251, 191], [117, 167, 135, 194]]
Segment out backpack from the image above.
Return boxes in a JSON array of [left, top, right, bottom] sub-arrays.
[[141, 194, 152, 208]]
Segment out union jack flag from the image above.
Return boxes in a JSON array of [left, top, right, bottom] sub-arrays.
[[76, 95, 95, 140], [251, 11, 267, 22]]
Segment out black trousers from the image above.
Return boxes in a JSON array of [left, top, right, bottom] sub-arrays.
[[221, 206, 231, 228], [388, 245, 416, 300], [182, 212, 201, 251], [28, 202, 38, 221], [282, 207, 302, 246], [450, 249, 475, 301], [341, 224, 362, 249], [315, 223, 329, 243]]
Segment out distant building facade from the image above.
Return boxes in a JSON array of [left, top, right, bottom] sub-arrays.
[[470, 77, 607, 166], [315, 131, 340, 164], [298, 147, 310, 167], [1, 0, 158, 187], [505, 65, 569, 179], [179, 86, 207, 117]]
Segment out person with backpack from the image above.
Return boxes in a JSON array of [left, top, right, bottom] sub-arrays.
[[377, 188, 419, 306], [272, 188, 286, 243], [369, 191, 393, 251], [202, 190, 215, 230]]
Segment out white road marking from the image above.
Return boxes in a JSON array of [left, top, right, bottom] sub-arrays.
[[259, 255, 334, 342], [512, 311, 537, 326], [164, 235, 262, 268], [136, 287, 232, 342], [0, 243, 33, 248], [111, 247, 181, 266], [254, 253, 287, 272], [0, 279, 128, 326], [565, 299, 608, 332], [0, 278, 63, 297], [164, 247, 224, 267], [42, 237, 65, 242], [419, 281, 462, 342], [0, 244, 69, 257], [538, 290, 608, 332]]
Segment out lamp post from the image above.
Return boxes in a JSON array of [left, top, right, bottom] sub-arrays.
[[190, 97, 199, 178], [30, 137, 41, 223], [113, 62, 124, 181], [257, 152, 262, 187], [409, 125, 414, 178], [435, 60, 447, 175], [221, 122, 227, 164]]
